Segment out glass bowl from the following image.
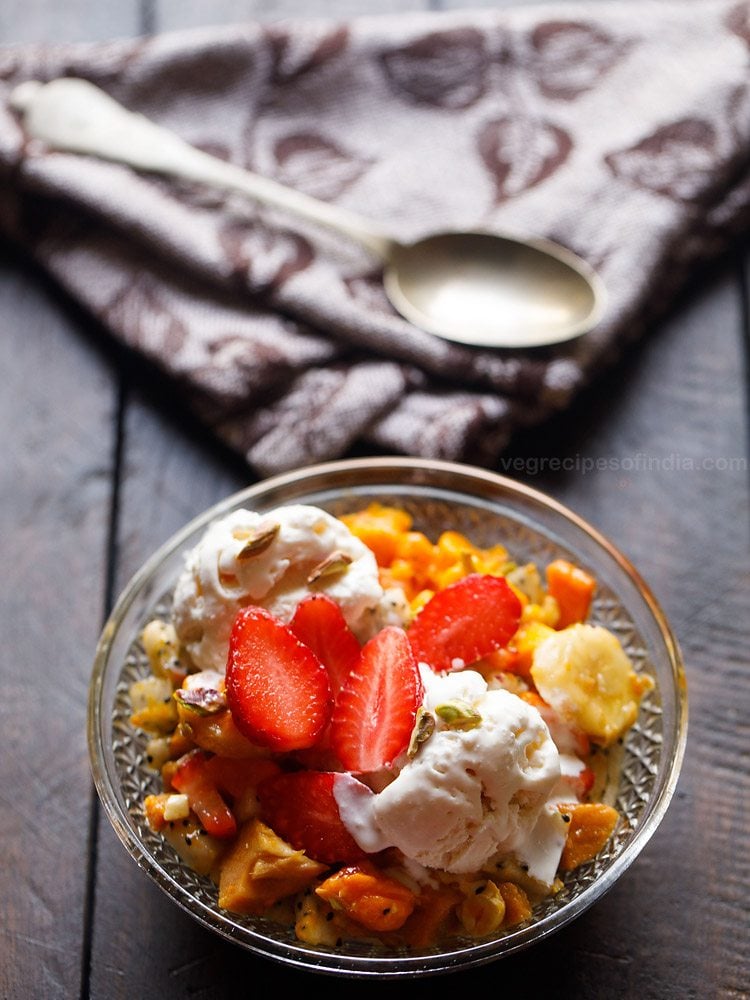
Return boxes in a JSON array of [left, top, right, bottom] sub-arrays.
[[88, 457, 687, 978]]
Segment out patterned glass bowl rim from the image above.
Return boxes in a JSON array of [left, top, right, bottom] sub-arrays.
[[88, 457, 688, 978]]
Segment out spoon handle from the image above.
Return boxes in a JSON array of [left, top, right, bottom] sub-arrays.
[[11, 77, 394, 260]]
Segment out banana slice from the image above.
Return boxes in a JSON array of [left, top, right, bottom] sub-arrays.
[[530, 624, 653, 745]]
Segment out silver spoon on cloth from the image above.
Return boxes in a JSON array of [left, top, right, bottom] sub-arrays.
[[11, 77, 606, 349]]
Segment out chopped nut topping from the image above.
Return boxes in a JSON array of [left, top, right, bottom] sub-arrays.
[[307, 550, 353, 584], [407, 707, 435, 757], [235, 522, 280, 560], [173, 687, 227, 715], [435, 700, 482, 730]]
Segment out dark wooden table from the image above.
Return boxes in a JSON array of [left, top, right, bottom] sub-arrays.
[[2, 1, 748, 998]]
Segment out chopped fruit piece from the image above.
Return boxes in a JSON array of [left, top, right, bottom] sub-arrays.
[[330, 625, 423, 773], [399, 884, 462, 949], [167, 725, 195, 760], [340, 502, 413, 566], [129, 676, 178, 734], [294, 886, 342, 946], [163, 793, 190, 822], [225, 606, 333, 752], [519, 691, 592, 758], [456, 879, 506, 936], [520, 594, 560, 628], [558, 802, 620, 870], [207, 756, 283, 826], [257, 771, 368, 865], [497, 881, 533, 927], [508, 620, 557, 675], [161, 815, 226, 876], [171, 749, 237, 839], [177, 706, 268, 759], [479, 645, 523, 676], [140, 619, 185, 684], [545, 559, 597, 628], [407, 573, 522, 672], [144, 793, 172, 832], [531, 623, 654, 745], [205, 756, 281, 800], [575, 765, 596, 799], [218, 818, 327, 914], [289, 593, 362, 696], [143, 735, 172, 771], [315, 861, 416, 932]]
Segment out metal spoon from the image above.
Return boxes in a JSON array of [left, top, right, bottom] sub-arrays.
[[11, 77, 605, 349]]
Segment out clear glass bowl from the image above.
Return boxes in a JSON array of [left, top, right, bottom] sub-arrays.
[[88, 457, 687, 978]]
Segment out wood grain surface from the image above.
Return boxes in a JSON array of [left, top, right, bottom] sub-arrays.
[[1, 2, 748, 999]]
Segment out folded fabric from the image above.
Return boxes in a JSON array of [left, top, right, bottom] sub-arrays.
[[1, 1, 749, 474]]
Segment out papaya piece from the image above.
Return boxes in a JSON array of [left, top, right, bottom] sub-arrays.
[[315, 861, 416, 933], [558, 802, 620, 870], [340, 503, 412, 566], [546, 559, 596, 628]]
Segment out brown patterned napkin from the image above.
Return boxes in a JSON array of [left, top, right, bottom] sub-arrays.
[[1, 1, 749, 474]]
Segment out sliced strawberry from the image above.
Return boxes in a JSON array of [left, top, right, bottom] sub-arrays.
[[170, 749, 237, 839], [257, 770, 367, 864], [289, 593, 361, 696], [225, 606, 332, 752], [407, 573, 522, 672], [204, 755, 281, 800], [330, 625, 423, 773]]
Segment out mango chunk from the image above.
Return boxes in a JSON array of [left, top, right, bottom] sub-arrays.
[[497, 881, 533, 927]]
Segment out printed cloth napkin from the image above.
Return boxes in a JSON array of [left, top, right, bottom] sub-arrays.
[[1, 1, 749, 475]]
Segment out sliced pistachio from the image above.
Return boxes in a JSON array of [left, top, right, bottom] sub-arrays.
[[407, 707, 435, 758], [307, 550, 353, 584], [235, 522, 280, 560], [173, 686, 227, 715], [435, 700, 482, 730]]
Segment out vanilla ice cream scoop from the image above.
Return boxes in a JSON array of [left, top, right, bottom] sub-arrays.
[[337, 667, 563, 878], [172, 504, 392, 672]]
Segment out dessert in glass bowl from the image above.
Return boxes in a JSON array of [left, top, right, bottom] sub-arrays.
[[127, 498, 653, 951], [89, 458, 686, 977]]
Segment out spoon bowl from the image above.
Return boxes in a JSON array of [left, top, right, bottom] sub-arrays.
[[11, 77, 606, 349], [385, 230, 604, 348]]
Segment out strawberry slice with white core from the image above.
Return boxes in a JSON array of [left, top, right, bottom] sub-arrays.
[[225, 606, 332, 752], [330, 625, 423, 773], [289, 593, 361, 697], [407, 573, 522, 672]]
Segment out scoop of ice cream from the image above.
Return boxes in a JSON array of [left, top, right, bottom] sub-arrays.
[[172, 504, 391, 672], [337, 667, 562, 876]]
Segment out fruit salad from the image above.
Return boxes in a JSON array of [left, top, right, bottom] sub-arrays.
[[129, 502, 653, 949]]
